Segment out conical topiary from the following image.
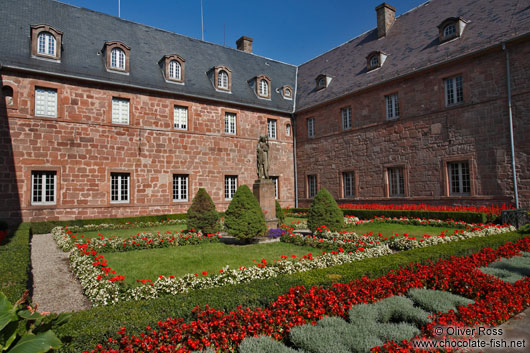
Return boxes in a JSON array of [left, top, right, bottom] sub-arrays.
[[186, 188, 219, 234], [224, 185, 267, 241], [275, 200, 285, 225], [307, 188, 344, 233]]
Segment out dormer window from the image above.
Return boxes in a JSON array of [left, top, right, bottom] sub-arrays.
[[255, 75, 271, 99], [281, 85, 293, 100], [366, 51, 388, 71], [104, 41, 130, 73], [213, 66, 232, 92], [161, 54, 185, 83], [31, 25, 63, 61], [438, 17, 467, 43], [315, 74, 331, 90]]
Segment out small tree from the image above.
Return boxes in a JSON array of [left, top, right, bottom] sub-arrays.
[[275, 200, 285, 225], [308, 188, 344, 233], [186, 188, 219, 234], [224, 185, 267, 241]]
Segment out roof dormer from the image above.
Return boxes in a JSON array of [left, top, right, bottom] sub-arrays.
[[104, 41, 130, 74], [366, 51, 388, 71], [438, 17, 468, 43], [315, 74, 332, 90], [31, 24, 63, 61]]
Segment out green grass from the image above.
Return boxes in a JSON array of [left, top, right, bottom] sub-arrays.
[[75, 223, 188, 239], [102, 241, 317, 286]]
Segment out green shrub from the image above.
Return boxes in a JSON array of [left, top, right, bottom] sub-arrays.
[[405, 288, 474, 313], [55, 232, 526, 352], [28, 213, 188, 235], [0, 224, 31, 303], [307, 188, 344, 233], [224, 185, 267, 241], [276, 200, 285, 225], [238, 336, 302, 353], [186, 188, 219, 234]]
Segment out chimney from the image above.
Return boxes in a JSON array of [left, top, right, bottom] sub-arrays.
[[375, 3, 396, 38], [236, 36, 253, 53]]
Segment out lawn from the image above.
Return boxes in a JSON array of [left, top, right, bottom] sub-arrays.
[[76, 223, 188, 239], [101, 241, 317, 286]]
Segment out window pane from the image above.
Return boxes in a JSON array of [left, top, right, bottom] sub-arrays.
[[35, 87, 57, 118], [225, 113, 236, 134], [267, 119, 276, 139], [448, 162, 470, 195], [174, 106, 188, 130], [388, 168, 404, 196], [112, 98, 129, 124], [32, 171, 56, 204], [308, 175, 317, 198], [343, 172, 354, 197]]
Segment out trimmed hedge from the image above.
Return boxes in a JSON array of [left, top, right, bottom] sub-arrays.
[[187, 188, 219, 234], [28, 213, 188, 235], [286, 208, 489, 223], [55, 231, 527, 352], [308, 188, 344, 232], [0, 223, 31, 303]]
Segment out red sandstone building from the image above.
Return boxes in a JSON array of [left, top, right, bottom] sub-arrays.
[[0, 0, 528, 222]]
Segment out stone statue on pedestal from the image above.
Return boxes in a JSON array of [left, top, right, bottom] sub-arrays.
[[257, 135, 270, 179]]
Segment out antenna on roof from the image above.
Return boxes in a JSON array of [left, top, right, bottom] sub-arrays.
[[201, 0, 204, 41], [118, 0, 121, 18]]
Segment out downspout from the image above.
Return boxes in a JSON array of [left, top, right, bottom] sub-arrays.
[[502, 42, 519, 209], [292, 66, 299, 208]]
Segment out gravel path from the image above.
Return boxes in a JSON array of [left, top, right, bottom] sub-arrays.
[[31, 233, 91, 313]]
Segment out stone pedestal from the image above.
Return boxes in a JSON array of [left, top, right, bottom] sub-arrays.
[[253, 179, 278, 229]]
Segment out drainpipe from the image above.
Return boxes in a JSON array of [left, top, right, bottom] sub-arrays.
[[502, 42, 519, 209], [293, 66, 299, 208]]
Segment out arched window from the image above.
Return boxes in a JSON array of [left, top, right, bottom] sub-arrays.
[[111, 48, 126, 70], [259, 79, 269, 97], [169, 60, 181, 80], [286, 123, 291, 137], [37, 32, 56, 56], [443, 23, 456, 38], [2, 85, 14, 106], [284, 88, 292, 98], [218, 70, 229, 89]]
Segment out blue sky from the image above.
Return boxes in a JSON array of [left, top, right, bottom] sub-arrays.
[[59, 0, 427, 65]]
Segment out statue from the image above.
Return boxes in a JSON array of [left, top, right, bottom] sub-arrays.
[[257, 135, 270, 179]]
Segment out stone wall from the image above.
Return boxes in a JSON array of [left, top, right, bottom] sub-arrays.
[[0, 72, 294, 222]]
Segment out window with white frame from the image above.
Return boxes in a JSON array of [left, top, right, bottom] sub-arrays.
[[286, 124, 291, 137], [370, 55, 379, 68], [31, 171, 56, 205], [225, 175, 237, 200], [307, 175, 317, 198], [218, 70, 229, 90], [37, 32, 56, 56], [448, 161, 470, 195], [168, 60, 181, 81], [444, 76, 463, 106], [271, 176, 279, 199], [307, 118, 315, 138], [267, 119, 277, 139], [110, 48, 126, 70], [174, 105, 188, 130], [385, 93, 399, 120], [342, 171, 355, 198], [35, 87, 57, 118], [110, 173, 130, 203], [173, 174, 188, 201], [112, 97, 130, 124], [341, 107, 352, 130], [259, 79, 269, 97], [388, 167, 405, 197], [224, 112, 236, 135]]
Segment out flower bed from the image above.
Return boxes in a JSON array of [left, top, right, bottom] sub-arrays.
[[69, 241, 391, 306], [87, 236, 530, 353], [52, 227, 218, 252], [337, 203, 513, 217], [63, 218, 186, 234]]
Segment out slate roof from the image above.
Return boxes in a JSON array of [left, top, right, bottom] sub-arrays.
[[296, 0, 530, 112], [0, 0, 297, 114]]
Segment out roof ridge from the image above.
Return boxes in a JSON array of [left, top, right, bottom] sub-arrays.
[[298, 0, 431, 68], [49, 0, 297, 68]]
